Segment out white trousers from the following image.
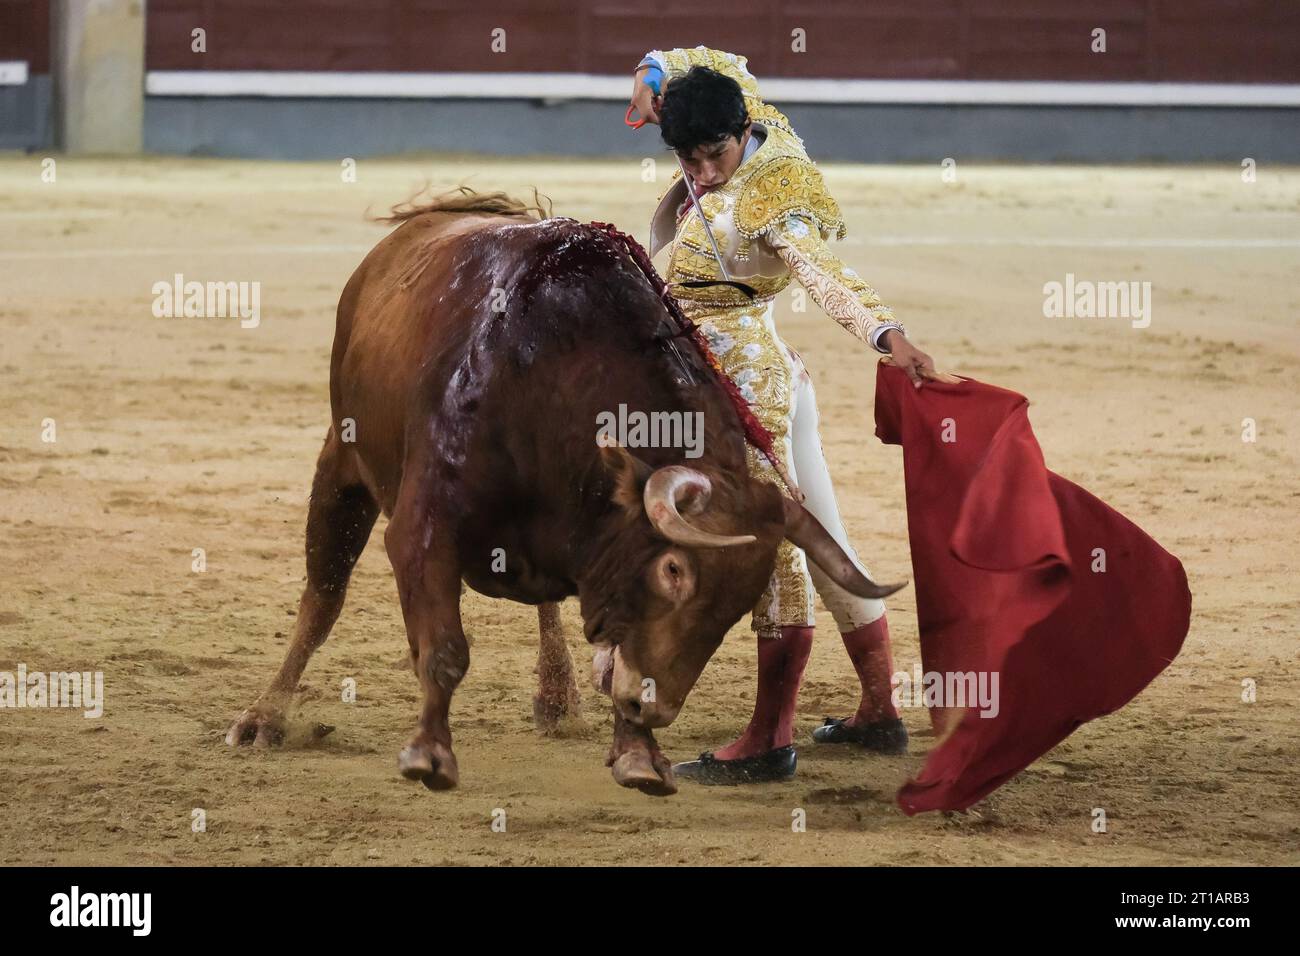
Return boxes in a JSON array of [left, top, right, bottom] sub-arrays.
[[784, 347, 887, 633]]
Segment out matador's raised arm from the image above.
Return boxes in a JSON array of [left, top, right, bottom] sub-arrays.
[[638, 46, 766, 113]]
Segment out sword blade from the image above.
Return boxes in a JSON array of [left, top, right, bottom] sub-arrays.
[[675, 155, 734, 284]]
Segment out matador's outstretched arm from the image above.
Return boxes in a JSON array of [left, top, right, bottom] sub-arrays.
[[764, 214, 904, 353]]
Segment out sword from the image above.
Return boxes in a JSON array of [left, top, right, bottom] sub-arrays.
[[673, 154, 757, 299]]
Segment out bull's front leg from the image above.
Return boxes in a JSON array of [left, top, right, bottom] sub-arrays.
[[592, 645, 674, 795], [607, 709, 677, 797], [385, 502, 467, 792]]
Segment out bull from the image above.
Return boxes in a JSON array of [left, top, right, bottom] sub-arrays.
[[224, 190, 902, 796]]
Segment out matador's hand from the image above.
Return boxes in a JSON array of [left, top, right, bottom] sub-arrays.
[[880, 331, 959, 388], [630, 68, 662, 126]]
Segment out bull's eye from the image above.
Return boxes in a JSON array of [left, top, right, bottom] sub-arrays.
[[651, 552, 695, 603]]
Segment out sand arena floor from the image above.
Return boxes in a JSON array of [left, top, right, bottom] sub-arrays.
[[0, 154, 1297, 865]]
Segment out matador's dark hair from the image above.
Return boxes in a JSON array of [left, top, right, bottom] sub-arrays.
[[659, 65, 750, 155]]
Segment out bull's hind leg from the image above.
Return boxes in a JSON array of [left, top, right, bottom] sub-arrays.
[[533, 601, 582, 733], [226, 433, 379, 747], [385, 493, 468, 791]]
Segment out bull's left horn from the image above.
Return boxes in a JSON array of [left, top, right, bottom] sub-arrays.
[[782, 497, 907, 599], [643, 467, 756, 549]]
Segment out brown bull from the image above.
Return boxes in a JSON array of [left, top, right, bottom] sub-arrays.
[[225, 190, 902, 796]]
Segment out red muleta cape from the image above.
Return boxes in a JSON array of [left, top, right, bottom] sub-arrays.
[[873, 362, 1191, 814]]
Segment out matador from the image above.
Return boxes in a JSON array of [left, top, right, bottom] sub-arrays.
[[629, 46, 950, 784]]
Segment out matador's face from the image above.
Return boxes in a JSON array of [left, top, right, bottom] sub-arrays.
[[676, 121, 752, 192]]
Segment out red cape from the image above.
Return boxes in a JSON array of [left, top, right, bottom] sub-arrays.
[[873, 363, 1191, 814]]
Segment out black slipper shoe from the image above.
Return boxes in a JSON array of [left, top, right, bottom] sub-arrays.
[[671, 745, 797, 785], [812, 717, 908, 754]]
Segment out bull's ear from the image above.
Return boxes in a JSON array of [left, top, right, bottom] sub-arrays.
[[599, 443, 653, 514]]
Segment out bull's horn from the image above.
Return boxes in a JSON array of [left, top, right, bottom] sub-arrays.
[[782, 497, 907, 599], [643, 467, 756, 549]]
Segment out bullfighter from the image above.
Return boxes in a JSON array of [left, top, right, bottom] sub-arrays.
[[629, 45, 950, 783]]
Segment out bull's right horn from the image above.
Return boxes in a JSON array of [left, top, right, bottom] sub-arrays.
[[782, 496, 907, 599], [644, 467, 756, 549]]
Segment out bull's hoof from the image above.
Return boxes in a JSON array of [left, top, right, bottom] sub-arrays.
[[224, 702, 287, 748], [611, 750, 678, 797], [398, 740, 459, 791]]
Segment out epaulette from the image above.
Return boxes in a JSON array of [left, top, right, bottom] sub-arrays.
[[734, 154, 847, 242]]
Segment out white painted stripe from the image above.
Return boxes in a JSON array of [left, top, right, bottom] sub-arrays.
[[839, 236, 1300, 248], [145, 70, 1300, 107], [3, 236, 1299, 262], [765, 78, 1300, 107], [146, 71, 632, 100], [0, 60, 29, 86], [0, 243, 373, 260]]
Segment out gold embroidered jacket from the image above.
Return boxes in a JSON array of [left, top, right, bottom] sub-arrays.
[[642, 46, 904, 351]]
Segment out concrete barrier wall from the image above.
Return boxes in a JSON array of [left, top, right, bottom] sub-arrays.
[[3, 0, 1297, 161], [142, 96, 1300, 164], [0, 72, 50, 149]]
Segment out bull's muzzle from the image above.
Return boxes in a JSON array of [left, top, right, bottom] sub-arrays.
[[610, 648, 681, 728]]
